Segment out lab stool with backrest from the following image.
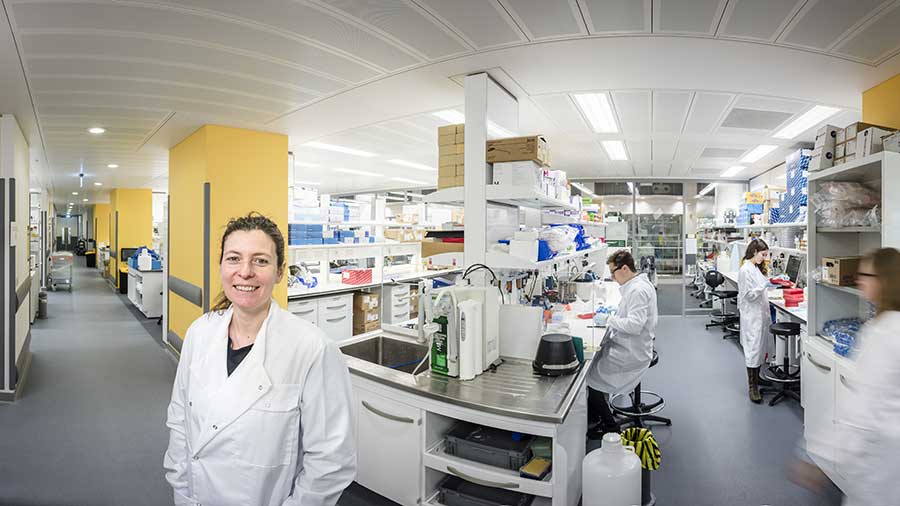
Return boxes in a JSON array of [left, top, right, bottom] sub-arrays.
[[703, 271, 738, 333], [762, 322, 802, 406], [610, 350, 672, 429]]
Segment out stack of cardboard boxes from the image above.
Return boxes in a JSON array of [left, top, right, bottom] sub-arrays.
[[438, 124, 465, 189], [812, 122, 897, 170], [353, 292, 380, 335], [777, 149, 810, 224], [408, 285, 419, 319]]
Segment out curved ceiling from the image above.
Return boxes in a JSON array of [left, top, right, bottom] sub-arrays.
[[2, 0, 899, 203]]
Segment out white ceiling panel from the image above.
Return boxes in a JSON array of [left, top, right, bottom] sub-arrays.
[[780, 0, 886, 50], [683, 92, 733, 134], [833, 2, 900, 62], [651, 161, 671, 176], [674, 141, 704, 161], [531, 94, 591, 133], [633, 161, 651, 177], [414, 0, 525, 48], [34, 92, 273, 123], [628, 140, 651, 164], [501, 0, 584, 39], [670, 161, 691, 176], [20, 33, 349, 92], [651, 138, 678, 160], [10, 2, 379, 83], [653, 0, 725, 35], [652, 91, 691, 133], [611, 91, 651, 135], [309, 0, 469, 59], [579, 0, 648, 34], [733, 95, 809, 113], [26, 58, 321, 104], [700, 147, 745, 159], [719, 0, 802, 41]]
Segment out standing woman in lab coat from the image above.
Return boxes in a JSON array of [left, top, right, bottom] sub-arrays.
[[738, 239, 773, 403], [164, 213, 356, 506]]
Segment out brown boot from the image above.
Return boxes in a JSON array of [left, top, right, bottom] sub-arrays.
[[747, 367, 762, 404]]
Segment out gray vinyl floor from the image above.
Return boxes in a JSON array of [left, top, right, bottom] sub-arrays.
[[0, 261, 838, 506]]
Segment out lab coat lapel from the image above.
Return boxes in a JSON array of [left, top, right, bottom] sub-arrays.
[[194, 303, 275, 454]]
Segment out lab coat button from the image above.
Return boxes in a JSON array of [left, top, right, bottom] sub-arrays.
[[192, 456, 199, 461], [258, 385, 263, 391], [212, 425, 218, 430]]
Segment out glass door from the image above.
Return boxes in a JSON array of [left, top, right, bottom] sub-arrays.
[[631, 183, 684, 316]]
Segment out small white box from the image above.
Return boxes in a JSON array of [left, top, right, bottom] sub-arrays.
[[884, 131, 900, 153], [509, 239, 538, 261], [514, 230, 539, 241], [844, 138, 857, 155], [857, 127, 895, 157], [814, 124, 840, 149], [809, 146, 834, 171], [836, 143, 846, 158], [492, 161, 543, 190], [836, 128, 846, 144]]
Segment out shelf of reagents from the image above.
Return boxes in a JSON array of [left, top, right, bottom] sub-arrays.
[[735, 222, 807, 230], [486, 244, 608, 271]]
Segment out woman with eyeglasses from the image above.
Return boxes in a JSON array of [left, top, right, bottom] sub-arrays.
[[738, 239, 775, 403]]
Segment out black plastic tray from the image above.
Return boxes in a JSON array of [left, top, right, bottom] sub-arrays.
[[439, 476, 534, 506], [444, 421, 534, 471]]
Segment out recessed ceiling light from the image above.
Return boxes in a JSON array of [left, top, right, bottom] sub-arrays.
[[573, 93, 619, 133], [303, 141, 377, 158], [433, 110, 465, 124], [388, 159, 436, 172], [107, 163, 118, 169], [721, 165, 746, 177], [72, 192, 78, 195], [772, 105, 840, 139], [88, 127, 105, 134], [697, 183, 717, 197], [601, 140, 628, 161], [391, 177, 429, 185], [295, 181, 321, 186], [94, 182, 103, 186], [571, 182, 597, 198], [334, 168, 383, 177], [294, 162, 319, 168], [68, 202, 74, 205], [740, 145, 779, 163], [82, 198, 89, 202]]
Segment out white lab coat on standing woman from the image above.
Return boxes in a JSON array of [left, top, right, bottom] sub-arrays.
[[587, 273, 658, 395], [737, 260, 773, 368], [164, 301, 356, 506], [834, 311, 900, 506]]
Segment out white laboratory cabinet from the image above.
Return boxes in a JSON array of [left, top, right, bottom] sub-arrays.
[[382, 284, 411, 324], [127, 266, 163, 318], [287, 293, 354, 342]]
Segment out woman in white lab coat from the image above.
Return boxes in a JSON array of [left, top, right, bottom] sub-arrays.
[[587, 250, 658, 436], [738, 239, 773, 403], [164, 213, 356, 506]]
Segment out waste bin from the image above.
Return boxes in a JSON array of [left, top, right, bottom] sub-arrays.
[[620, 427, 661, 506], [38, 291, 48, 319], [85, 250, 96, 268]]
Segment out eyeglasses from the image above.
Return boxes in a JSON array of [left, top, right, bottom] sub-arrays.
[[856, 271, 876, 278]]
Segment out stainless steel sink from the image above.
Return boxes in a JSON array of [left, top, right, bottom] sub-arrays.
[[341, 336, 429, 375]]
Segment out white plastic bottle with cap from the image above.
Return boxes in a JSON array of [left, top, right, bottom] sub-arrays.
[[582, 433, 642, 506]]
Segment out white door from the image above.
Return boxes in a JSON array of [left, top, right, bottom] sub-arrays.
[[356, 389, 422, 506], [802, 339, 836, 463]]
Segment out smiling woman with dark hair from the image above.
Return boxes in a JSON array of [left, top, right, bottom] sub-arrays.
[[163, 213, 356, 506]]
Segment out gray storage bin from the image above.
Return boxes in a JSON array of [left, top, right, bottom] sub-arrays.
[[444, 421, 535, 471], [439, 476, 534, 506]]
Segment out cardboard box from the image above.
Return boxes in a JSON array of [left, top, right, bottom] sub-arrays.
[[815, 124, 840, 148], [342, 268, 373, 285], [844, 138, 857, 155], [743, 191, 765, 204], [438, 124, 460, 136], [455, 133, 465, 144], [834, 156, 845, 166], [438, 143, 465, 156], [353, 320, 380, 335], [845, 121, 894, 141], [809, 146, 834, 171], [836, 142, 845, 158], [354, 292, 379, 311], [492, 160, 543, 190], [438, 134, 455, 146], [836, 128, 846, 144], [439, 153, 464, 167], [857, 126, 896, 157], [822, 256, 861, 286], [884, 131, 900, 153], [422, 240, 465, 258], [438, 175, 464, 189], [486, 135, 550, 165], [455, 164, 465, 177]]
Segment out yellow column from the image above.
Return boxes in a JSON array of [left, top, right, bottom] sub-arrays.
[[106, 188, 153, 285], [862, 73, 900, 130], [92, 203, 110, 246], [168, 125, 288, 344]]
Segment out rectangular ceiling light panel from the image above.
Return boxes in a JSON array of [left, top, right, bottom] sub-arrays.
[[720, 108, 794, 130], [433, 109, 466, 124], [388, 159, 437, 172], [740, 144, 778, 163], [334, 168, 383, 177], [602, 140, 628, 160], [303, 141, 378, 157], [573, 93, 619, 133], [720, 165, 746, 177], [391, 177, 430, 185], [772, 105, 841, 139]]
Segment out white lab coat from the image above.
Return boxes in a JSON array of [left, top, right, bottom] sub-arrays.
[[587, 273, 658, 395], [835, 311, 900, 506], [737, 261, 773, 368], [164, 301, 356, 506]]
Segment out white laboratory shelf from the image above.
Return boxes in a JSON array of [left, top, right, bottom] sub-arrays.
[[423, 187, 465, 205], [486, 244, 606, 271], [731, 240, 806, 256], [291, 220, 420, 228], [816, 226, 881, 233], [809, 151, 900, 182], [816, 281, 861, 297], [288, 241, 391, 250], [735, 222, 807, 230], [424, 441, 553, 498], [424, 185, 578, 211]]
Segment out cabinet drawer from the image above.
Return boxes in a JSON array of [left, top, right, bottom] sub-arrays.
[[385, 310, 411, 325], [318, 312, 353, 342], [384, 284, 410, 303], [288, 300, 318, 324], [318, 293, 353, 316]]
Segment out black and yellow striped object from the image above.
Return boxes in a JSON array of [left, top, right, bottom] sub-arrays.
[[621, 427, 661, 471]]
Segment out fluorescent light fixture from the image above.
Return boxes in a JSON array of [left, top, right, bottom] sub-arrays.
[[303, 141, 377, 158], [572, 182, 597, 198], [740, 145, 778, 164], [68, 202, 74, 205], [94, 182, 103, 186], [720, 165, 746, 178], [107, 163, 118, 169], [88, 127, 105, 134], [82, 198, 88, 202], [772, 105, 840, 139], [334, 168, 383, 177], [573, 93, 619, 133], [391, 177, 429, 185], [389, 191, 423, 199], [626, 182, 634, 194], [72, 192, 78, 195], [385, 195, 406, 202], [295, 181, 321, 186], [388, 159, 436, 172], [602, 140, 628, 161], [294, 161, 320, 168], [432, 110, 465, 124], [30, 188, 39, 192], [487, 121, 516, 138], [697, 183, 717, 197]]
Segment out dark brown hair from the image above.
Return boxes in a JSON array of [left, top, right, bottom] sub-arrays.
[[210, 212, 285, 313], [607, 249, 636, 274], [743, 238, 769, 276], [863, 247, 900, 315]]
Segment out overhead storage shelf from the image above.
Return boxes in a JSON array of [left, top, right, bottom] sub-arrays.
[[486, 244, 607, 271], [809, 152, 899, 182], [424, 186, 578, 211]]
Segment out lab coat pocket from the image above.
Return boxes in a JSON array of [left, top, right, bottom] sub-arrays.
[[235, 384, 301, 468]]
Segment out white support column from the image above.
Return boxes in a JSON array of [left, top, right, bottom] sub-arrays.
[[463, 73, 489, 275]]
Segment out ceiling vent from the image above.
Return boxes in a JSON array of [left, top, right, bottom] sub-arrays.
[[700, 147, 746, 159], [721, 108, 793, 130]]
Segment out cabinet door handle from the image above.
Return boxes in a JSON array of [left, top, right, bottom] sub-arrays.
[[325, 315, 346, 323], [840, 374, 856, 391], [361, 401, 415, 424], [325, 304, 347, 310], [806, 353, 832, 372], [393, 301, 408, 308], [446, 466, 519, 489], [294, 308, 315, 315]]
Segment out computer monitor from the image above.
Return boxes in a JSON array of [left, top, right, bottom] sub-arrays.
[[786, 255, 802, 284]]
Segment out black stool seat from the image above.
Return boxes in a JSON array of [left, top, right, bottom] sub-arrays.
[[770, 322, 801, 336], [612, 351, 671, 429], [712, 290, 738, 299]]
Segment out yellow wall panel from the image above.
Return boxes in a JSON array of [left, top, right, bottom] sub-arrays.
[[862, 73, 900, 130], [107, 188, 152, 286], [93, 203, 110, 246]]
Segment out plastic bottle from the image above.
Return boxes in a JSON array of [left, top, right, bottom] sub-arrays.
[[583, 433, 642, 506]]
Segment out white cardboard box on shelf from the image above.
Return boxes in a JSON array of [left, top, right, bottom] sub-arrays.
[[836, 143, 845, 158], [885, 132, 900, 153], [815, 124, 840, 148], [809, 146, 834, 171], [492, 160, 543, 191], [509, 239, 538, 261], [857, 127, 896, 157]]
